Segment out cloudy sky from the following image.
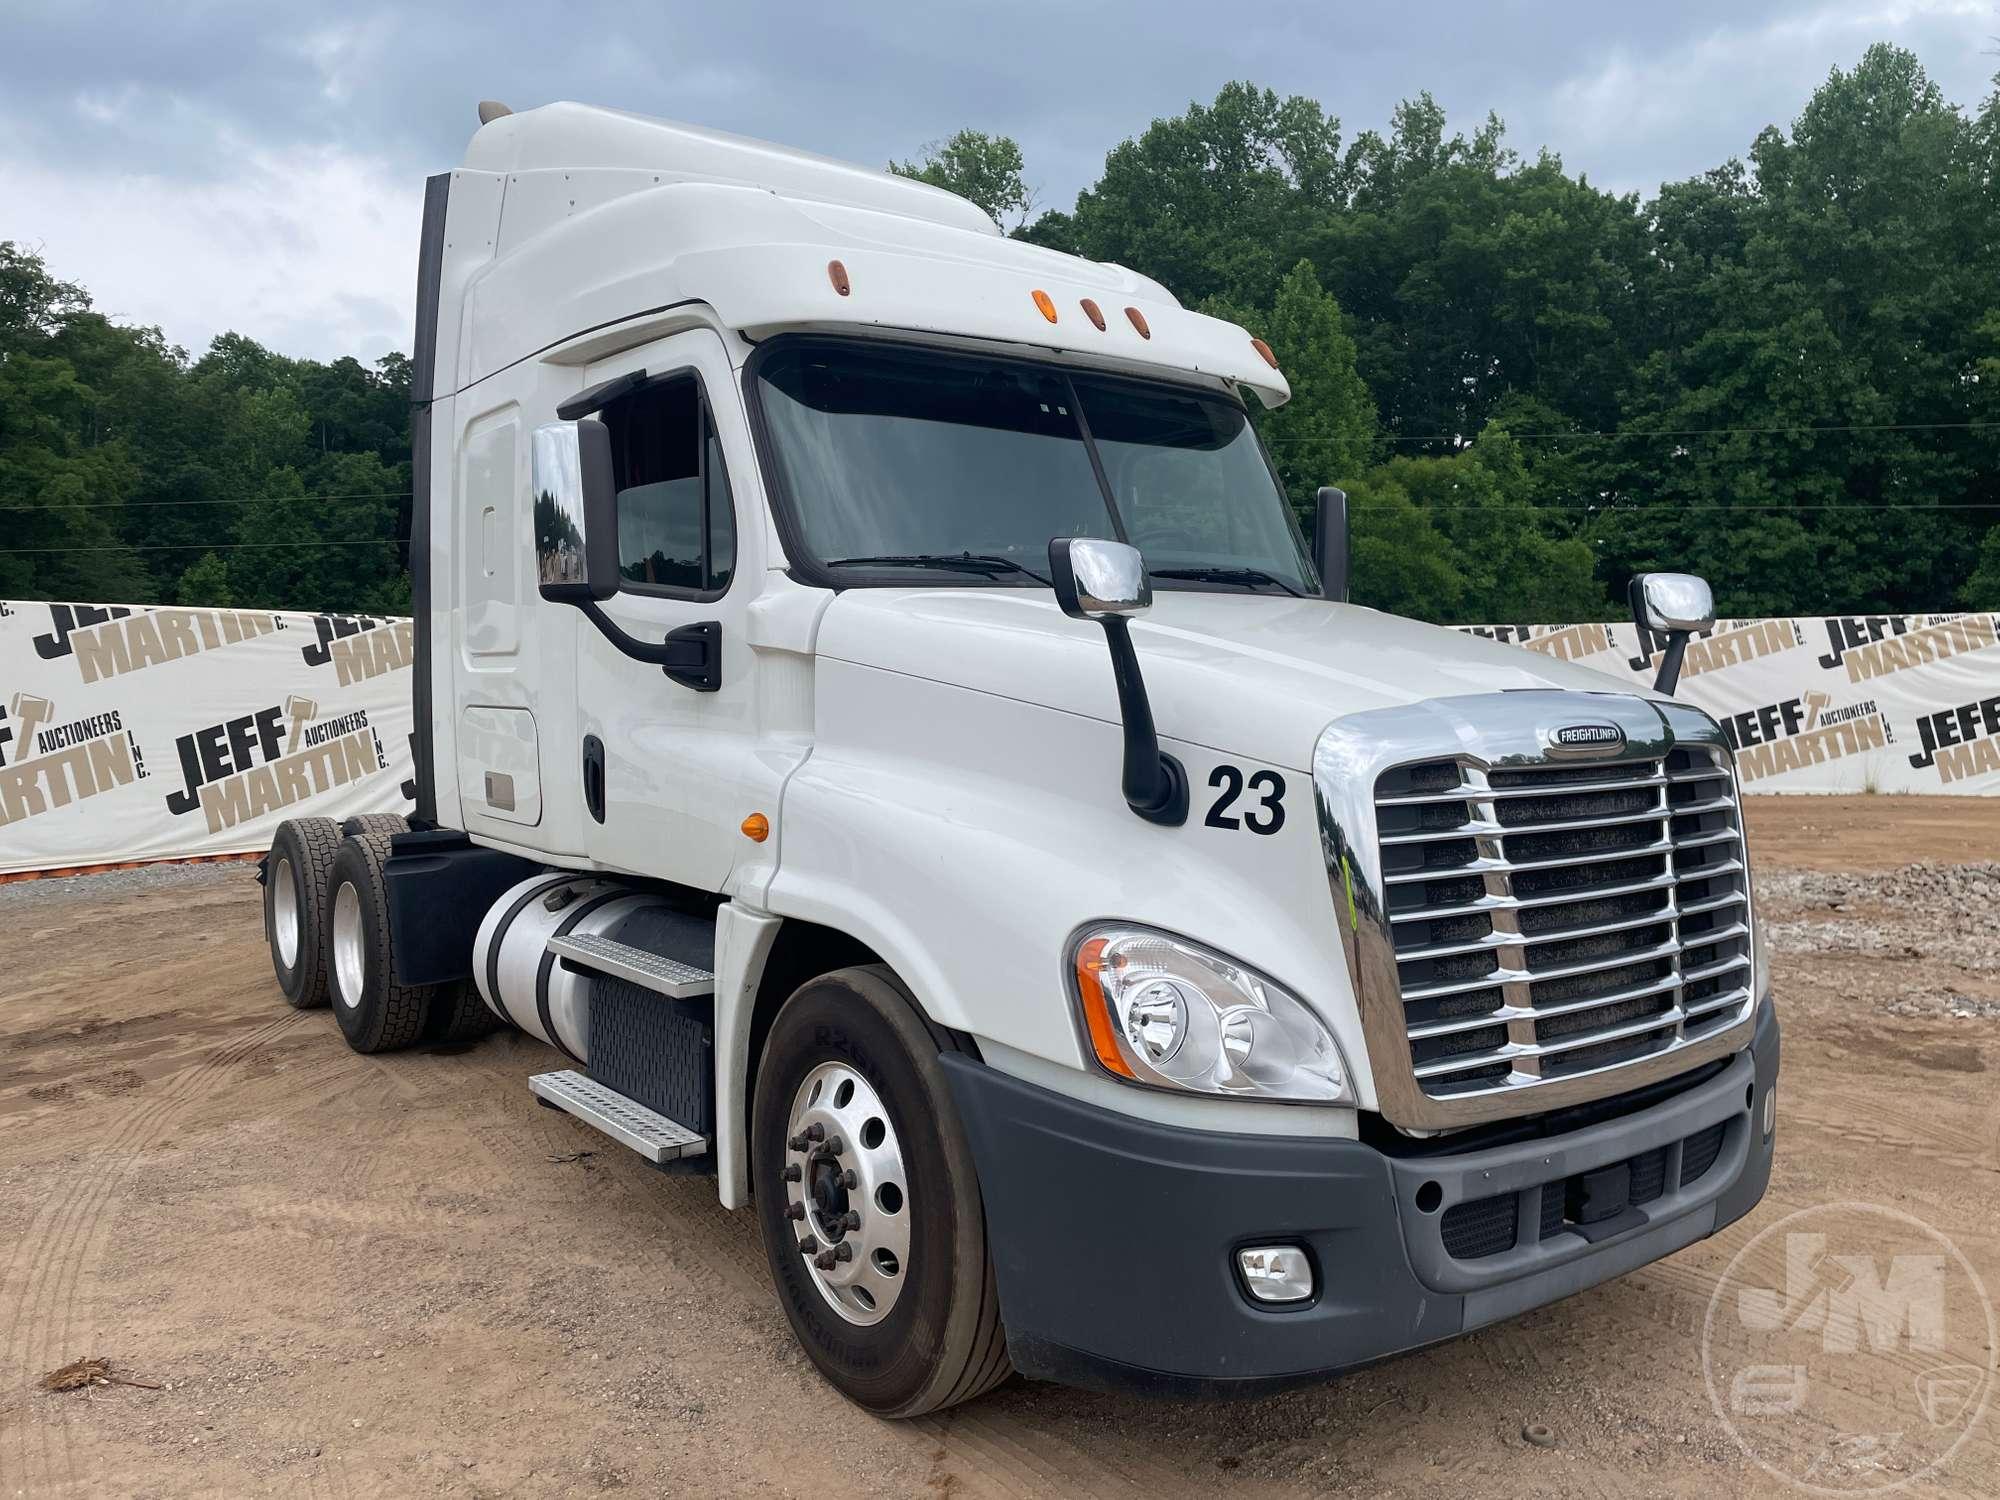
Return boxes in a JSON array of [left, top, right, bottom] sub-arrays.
[[4, 1, 1995, 365]]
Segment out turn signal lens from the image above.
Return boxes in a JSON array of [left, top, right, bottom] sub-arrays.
[[827, 260, 851, 296], [740, 812, 770, 843], [1074, 936, 1135, 1079], [1251, 336, 1279, 369], [1080, 298, 1106, 331], [1032, 289, 1058, 323], [1125, 306, 1150, 339]]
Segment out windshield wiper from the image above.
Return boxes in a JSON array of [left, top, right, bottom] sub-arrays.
[[1150, 565, 1305, 598], [824, 553, 1052, 585]]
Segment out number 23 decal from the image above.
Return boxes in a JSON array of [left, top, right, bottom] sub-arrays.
[[1205, 765, 1286, 835]]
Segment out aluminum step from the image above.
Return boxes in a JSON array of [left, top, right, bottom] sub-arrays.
[[547, 932, 715, 999], [529, 1069, 708, 1163]]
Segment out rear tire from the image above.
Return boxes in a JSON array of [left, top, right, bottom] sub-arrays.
[[265, 818, 341, 1009], [752, 965, 1011, 1416], [425, 980, 506, 1044], [326, 831, 436, 1054], [342, 812, 410, 838]]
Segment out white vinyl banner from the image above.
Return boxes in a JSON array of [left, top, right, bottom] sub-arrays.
[[0, 600, 415, 876], [1460, 612, 2000, 795], [2, 601, 1996, 876]]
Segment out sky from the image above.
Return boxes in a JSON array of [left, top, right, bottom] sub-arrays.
[[3, 0, 1995, 366]]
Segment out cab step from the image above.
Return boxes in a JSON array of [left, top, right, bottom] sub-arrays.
[[547, 932, 715, 999], [529, 1069, 709, 1162]]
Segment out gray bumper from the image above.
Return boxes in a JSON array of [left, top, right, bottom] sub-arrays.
[[943, 1001, 1778, 1395]]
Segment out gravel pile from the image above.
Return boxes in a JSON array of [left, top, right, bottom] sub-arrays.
[[0, 858, 257, 913]]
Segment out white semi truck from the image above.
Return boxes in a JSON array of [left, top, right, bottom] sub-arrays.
[[260, 101, 1778, 1416]]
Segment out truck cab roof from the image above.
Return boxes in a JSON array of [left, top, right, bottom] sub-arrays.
[[434, 102, 1291, 407]]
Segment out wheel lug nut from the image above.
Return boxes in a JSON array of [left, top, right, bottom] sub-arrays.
[[786, 1133, 808, 1151], [840, 1169, 858, 1190], [785, 1202, 805, 1221], [824, 1135, 844, 1156], [797, 1236, 817, 1255], [803, 1123, 825, 1143], [839, 1210, 861, 1231], [814, 1250, 837, 1270], [834, 1241, 854, 1263], [781, 1164, 802, 1183]]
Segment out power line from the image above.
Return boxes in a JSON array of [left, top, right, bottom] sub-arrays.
[[0, 539, 407, 556], [1348, 501, 2000, 510], [0, 490, 412, 513], [1268, 418, 2000, 444]]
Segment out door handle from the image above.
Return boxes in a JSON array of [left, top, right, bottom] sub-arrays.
[[582, 735, 606, 824]]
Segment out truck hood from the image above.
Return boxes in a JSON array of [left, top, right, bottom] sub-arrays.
[[814, 589, 1650, 771]]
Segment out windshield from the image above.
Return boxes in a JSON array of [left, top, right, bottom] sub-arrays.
[[754, 340, 1316, 593]]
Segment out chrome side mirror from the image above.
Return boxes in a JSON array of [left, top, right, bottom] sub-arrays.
[[1049, 537, 1151, 620], [1627, 572, 1715, 696], [1047, 536, 1186, 827], [1631, 572, 1714, 635], [533, 418, 619, 602]]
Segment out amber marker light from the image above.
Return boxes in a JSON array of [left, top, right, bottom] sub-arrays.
[[1125, 306, 1151, 339], [1251, 336, 1279, 369], [1080, 298, 1106, 331], [1031, 289, 1059, 323], [1074, 936, 1136, 1079], [741, 812, 770, 843], [827, 259, 851, 296]]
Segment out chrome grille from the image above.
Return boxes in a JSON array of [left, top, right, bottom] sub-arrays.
[[1372, 746, 1752, 1101]]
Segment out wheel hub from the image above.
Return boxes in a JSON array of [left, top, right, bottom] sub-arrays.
[[331, 880, 365, 1009], [272, 855, 300, 968], [785, 1061, 908, 1325]]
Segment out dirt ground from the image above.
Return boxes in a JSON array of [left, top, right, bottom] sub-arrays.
[[3, 797, 1998, 1499]]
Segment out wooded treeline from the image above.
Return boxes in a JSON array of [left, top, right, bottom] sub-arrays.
[[6, 44, 1998, 621]]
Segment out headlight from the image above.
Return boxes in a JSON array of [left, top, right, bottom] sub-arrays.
[[1071, 927, 1352, 1103]]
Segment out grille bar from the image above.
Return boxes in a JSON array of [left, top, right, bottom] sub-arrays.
[[1373, 745, 1753, 1103]]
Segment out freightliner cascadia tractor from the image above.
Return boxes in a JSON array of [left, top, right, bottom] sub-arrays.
[[260, 100, 1777, 1416]]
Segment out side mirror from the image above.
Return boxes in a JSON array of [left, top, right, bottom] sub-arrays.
[[533, 418, 619, 602], [1627, 572, 1715, 696], [1049, 535, 1151, 619], [1048, 538, 1187, 827], [1314, 486, 1349, 602]]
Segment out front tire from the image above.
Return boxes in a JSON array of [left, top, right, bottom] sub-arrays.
[[326, 831, 436, 1054], [752, 965, 1010, 1416], [265, 818, 341, 1009]]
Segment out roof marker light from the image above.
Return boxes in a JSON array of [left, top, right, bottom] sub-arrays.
[[1032, 289, 1058, 323], [1251, 336, 1279, 369], [1080, 298, 1106, 331], [1125, 306, 1151, 339], [827, 260, 851, 296]]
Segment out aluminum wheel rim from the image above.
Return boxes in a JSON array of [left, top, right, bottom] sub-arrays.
[[331, 880, 365, 1009], [785, 1061, 910, 1326], [272, 855, 300, 968]]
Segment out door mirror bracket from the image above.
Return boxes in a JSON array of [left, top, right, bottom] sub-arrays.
[[1047, 537, 1189, 827]]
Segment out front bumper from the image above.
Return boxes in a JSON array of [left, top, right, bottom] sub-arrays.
[[943, 1001, 1778, 1396]]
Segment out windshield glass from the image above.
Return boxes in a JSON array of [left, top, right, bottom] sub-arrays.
[[755, 340, 1315, 592]]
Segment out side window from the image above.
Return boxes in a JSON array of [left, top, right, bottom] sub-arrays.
[[600, 375, 736, 595]]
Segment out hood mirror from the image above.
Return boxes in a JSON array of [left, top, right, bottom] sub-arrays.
[[1048, 538, 1187, 828], [1628, 572, 1715, 696], [1314, 486, 1349, 602], [1049, 536, 1151, 619]]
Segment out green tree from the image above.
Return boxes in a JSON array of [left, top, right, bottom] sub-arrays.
[[890, 130, 1033, 229]]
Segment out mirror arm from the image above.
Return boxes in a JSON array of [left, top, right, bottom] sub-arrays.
[[1653, 633, 1689, 696], [1100, 617, 1189, 826], [576, 602, 721, 692]]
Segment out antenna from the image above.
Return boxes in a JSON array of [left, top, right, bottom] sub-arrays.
[[477, 101, 513, 126]]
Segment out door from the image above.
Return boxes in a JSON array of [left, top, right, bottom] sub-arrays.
[[574, 329, 759, 890]]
